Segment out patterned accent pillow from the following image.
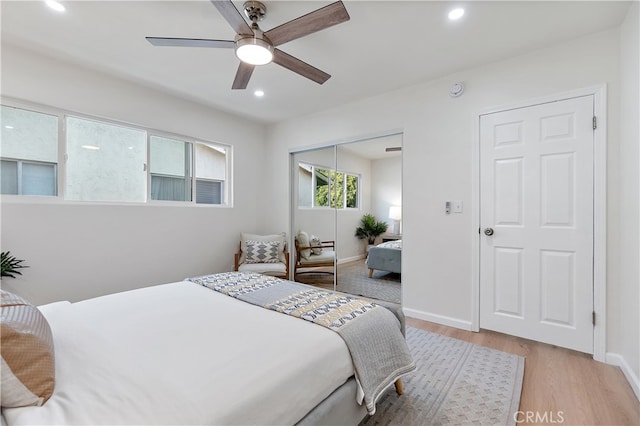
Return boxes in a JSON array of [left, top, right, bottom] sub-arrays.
[[310, 235, 323, 255], [244, 240, 281, 264], [1, 290, 55, 408], [240, 232, 286, 264]]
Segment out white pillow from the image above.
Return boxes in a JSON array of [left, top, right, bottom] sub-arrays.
[[244, 240, 281, 264], [240, 232, 286, 264], [310, 235, 323, 255], [296, 231, 311, 260]]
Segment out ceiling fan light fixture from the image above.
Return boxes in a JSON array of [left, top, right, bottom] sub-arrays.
[[235, 36, 273, 66]]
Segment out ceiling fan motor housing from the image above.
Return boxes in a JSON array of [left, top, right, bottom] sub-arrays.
[[243, 1, 267, 23]]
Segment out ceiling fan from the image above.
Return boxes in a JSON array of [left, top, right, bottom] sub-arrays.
[[146, 0, 350, 90]]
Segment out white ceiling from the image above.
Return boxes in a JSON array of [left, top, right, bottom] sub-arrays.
[[1, 1, 631, 124]]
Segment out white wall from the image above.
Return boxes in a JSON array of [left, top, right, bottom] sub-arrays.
[[263, 28, 631, 357], [614, 1, 640, 395], [336, 146, 372, 260], [371, 156, 402, 232], [0, 44, 266, 304]]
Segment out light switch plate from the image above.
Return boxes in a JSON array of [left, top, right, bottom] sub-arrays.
[[453, 200, 463, 213]]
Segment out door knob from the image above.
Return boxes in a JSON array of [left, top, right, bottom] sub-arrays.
[[484, 228, 494, 236]]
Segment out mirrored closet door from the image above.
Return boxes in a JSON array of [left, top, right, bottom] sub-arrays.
[[291, 146, 337, 290], [290, 134, 402, 305]]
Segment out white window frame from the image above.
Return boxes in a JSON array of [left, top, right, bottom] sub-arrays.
[[1, 97, 232, 207], [299, 162, 360, 210]]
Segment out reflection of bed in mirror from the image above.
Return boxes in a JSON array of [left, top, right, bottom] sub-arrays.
[[366, 240, 402, 277]]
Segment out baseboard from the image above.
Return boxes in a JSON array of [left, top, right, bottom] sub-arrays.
[[606, 352, 640, 401], [403, 308, 474, 331], [337, 255, 365, 264]]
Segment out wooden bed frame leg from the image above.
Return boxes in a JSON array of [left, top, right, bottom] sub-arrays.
[[394, 379, 404, 395], [368, 268, 374, 278]]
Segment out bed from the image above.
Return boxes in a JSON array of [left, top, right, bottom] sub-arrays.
[[1, 272, 414, 425], [366, 239, 402, 277]]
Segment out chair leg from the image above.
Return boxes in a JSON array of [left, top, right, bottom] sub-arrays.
[[394, 379, 404, 395]]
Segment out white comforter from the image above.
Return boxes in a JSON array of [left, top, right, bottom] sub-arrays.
[[3, 281, 354, 425]]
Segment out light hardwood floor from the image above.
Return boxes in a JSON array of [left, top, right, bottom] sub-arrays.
[[408, 317, 640, 426]]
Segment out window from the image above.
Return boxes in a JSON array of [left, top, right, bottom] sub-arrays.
[[149, 138, 226, 204], [345, 174, 359, 208], [66, 116, 146, 202], [1, 105, 58, 196], [299, 163, 359, 209], [150, 136, 192, 202], [1, 160, 57, 195], [1, 100, 231, 206], [195, 143, 226, 205], [314, 168, 330, 207]]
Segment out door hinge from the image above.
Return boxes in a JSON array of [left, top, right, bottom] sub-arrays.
[[592, 311, 596, 326], [593, 116, 597, 130]]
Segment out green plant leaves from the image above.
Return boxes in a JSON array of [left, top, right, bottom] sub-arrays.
[[1, 251, 28, 278]]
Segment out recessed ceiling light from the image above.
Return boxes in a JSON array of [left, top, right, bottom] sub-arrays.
[[45, 0, 66, 12], [448, 8, 465, 21], [4, 125, 14, 130], [254, 90, 265, 97], [81, 145, 100, 151]]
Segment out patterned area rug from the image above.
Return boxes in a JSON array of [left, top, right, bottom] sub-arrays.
[[336, 260, 401, 304], [362, 327, 525, 426]]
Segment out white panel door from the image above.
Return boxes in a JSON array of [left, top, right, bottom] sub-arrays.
[[479, 95, 594, 353]]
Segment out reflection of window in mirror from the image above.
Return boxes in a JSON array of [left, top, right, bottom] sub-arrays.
[[298, 162, 360, 209]]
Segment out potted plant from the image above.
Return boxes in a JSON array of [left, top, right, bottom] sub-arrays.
[[1, 251, 28, 279], [355, 213, 388, 247]]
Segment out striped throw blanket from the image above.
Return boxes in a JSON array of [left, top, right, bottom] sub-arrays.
[[187, 272, 415, 415]]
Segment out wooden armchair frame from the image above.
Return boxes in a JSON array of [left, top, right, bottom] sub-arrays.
[[234, 242, 290, 279], [294, 240, 336, 279]]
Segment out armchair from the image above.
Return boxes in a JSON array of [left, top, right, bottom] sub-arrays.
[[294, 231, 336, 280], [234, 232, 289, 279]]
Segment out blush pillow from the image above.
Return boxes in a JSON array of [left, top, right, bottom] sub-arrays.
[[1, 290, 55, 408]]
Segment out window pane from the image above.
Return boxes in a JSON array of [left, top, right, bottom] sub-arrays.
[[346, 174, 358, 208], [151, 175, 191, 201], [315, 168, 329, 207], [22, 162, 56, 196], [298, 164, 312, 208], [1, 160, 18, 194], [66, 117, 146, 202], [331, 171, 344, 209], [196, 179, 222, 204], [150, 136, 192, 201], [1, 106, 58, 163], [196, 144, 225, 180], [1, 105, 58, 196], [195, 143, 226, 204]]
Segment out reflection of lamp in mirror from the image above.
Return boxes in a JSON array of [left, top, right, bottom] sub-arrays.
[[389, 205, 402, 234]]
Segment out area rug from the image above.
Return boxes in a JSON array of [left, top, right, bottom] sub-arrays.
[[336, 260, 401, 304], [362, 327, 525, 426]]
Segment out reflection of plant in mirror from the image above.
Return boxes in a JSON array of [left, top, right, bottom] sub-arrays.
[[355, 214, 388, 244], [1, 251, 28, 278]]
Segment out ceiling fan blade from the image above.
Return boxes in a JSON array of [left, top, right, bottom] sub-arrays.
[[264, 1, 350, 47], [273, 49, 330, 85], [146, 37, 235, 48], [232, 62, 255, 89], [210, 0, 253, 35]]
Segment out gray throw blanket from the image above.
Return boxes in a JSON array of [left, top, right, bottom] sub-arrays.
[[187, 272, 415, 415]]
